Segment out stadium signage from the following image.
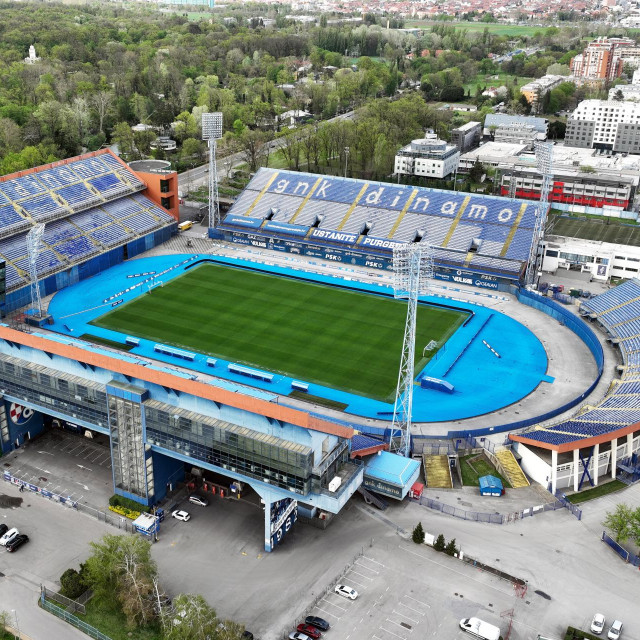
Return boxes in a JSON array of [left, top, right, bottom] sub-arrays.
[[263, 221, 309, 236], [433, 271, 502, 290], [225, 214, 263, 228], [360, 237, 402, 250], [309, 229, 357, 244], [270, 498, 298, 550], [362, 478, 403, 499]]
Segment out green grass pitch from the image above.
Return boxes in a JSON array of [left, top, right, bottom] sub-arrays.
[[92, 264, 467, 402]]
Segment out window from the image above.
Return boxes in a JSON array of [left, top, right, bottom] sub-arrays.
[[161, 196, 173, 210], [626, 267, 638, 272], [160, 179, 172, 194], [546, 250, 559, 258]]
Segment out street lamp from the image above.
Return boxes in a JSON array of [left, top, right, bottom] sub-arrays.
[[224, 159, 232, 181], [11, 609, 19, 640], [344, 146, 350, 178]]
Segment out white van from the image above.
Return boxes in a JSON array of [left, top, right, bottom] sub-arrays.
[[460, 618, 501, 640]]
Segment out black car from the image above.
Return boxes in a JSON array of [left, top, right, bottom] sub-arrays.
[[305, 616, 330, 632], [242, 632, 254, 639], [6, 534, 28, 552], [0, 524, 8, 538]]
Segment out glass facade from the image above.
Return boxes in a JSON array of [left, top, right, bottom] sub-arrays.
[[108, 393, 148, 498], [0, 355, 108, 427], [144, 400, 314, 495]]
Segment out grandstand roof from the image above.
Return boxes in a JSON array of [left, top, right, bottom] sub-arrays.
[[221, 168, 538, 278], [511, 278, 640, 451], [0, 150, 176, 293], [363, 451, 420, 487]]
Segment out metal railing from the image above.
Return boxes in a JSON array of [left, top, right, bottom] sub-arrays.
[[41, 599, 112, 640], [41, 586, 86, 614]]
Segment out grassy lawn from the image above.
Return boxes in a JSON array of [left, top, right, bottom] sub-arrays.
[[406, 21, 550, 36], [92, 263, 467, 401], [81, 597, 162, 640], [565, 479, 626, 503], [459, 454, 511, 488], [547, 213, 640, 245], [463, 72, 535, 96]]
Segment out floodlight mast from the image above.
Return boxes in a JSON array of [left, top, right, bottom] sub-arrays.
[[26, 223, 45, 317], [391, 243, 433, 457], [202, 112, 223, 230], [525, 141, 553, 285]]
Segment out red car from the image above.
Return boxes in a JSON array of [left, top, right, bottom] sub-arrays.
[[297, 624, 321, 639]]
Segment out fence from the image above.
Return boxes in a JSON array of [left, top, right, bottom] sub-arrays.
[[554, 494, 583, 521], [414, 494, 569, 525], [41, 599, 112, 640], [41, 585, 86, 615], [280, 548, 364, 639], [601, 531, 640, 567]]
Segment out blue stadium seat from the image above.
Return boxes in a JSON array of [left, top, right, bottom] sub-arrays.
[[55, 235, 98, 261], [20, 194, 62, 220], [56, 182, 99, 207], [0, 174, 46, 201], [0, 204, 27, 229], [91, 224, 130, 247]]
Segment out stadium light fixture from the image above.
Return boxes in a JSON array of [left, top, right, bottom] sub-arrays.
[[26, 223, 45, 318], [202, 112, 223, 230], [391, 243, 434, 457]]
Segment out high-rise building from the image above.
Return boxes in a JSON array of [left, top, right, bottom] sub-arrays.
[[565, 99, 640, 152], [570, 37, 637, 81]]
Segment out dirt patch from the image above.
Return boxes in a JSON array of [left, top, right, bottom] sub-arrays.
[[0, 494, 23, 508]]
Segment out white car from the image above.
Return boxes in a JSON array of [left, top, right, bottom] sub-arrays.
[[171, 510, 191, 522], [0, 527, 19, 547], [608, 621, 623, 640], [288, 633, 311, 640], [591, 614, 606, 635], [334, 584, 358, 600], [188, 495, 208, 507]]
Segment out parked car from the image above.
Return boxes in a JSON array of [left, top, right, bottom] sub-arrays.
[[334, 584, 358, 600], [171, 510, 191, 522], [305, 616, 330, 632], [0, 524, 8, 538], [608, 621, 623, 640], [288, 633, 311, 640], [591, 614, 606, 635], [6, 534, 29, 552], [188, 495, 208, 507], [242, 631, 254, 640], [296, 623, 321, 639], [0, 527, 19, 546]]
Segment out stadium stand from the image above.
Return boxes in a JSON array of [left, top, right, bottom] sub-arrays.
[[218, 168, 538, 282], [513, 279, 640, 448], [0, 150, 176, 306]]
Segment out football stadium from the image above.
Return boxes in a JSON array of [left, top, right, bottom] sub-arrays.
[[0, 154, 639, 551]]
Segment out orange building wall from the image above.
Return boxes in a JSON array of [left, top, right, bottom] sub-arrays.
[[135, 171, 180, 221]]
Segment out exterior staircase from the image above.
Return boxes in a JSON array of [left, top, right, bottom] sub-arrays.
[[424, 454, 453, 489], [495, 450, 529, 488]]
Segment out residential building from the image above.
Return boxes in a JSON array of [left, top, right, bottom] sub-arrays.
[[493, 124, 545, 150], [608, 84, 640, 102], [565, 99, 640, 152], [450, 121, 482, 152], [520, 75, 569, 108], [394, 134, 460, 179], [570, 37, 636, 81], [484, 113, 549, 136]]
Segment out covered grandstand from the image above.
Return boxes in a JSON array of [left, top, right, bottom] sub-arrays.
[[511, 278, 640, 492], [0, 150, 178, 311], [217, 168, 540, 289]]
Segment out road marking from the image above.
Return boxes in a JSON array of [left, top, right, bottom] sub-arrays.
[[37, 450, 54, 456], [362, 555, 386, 567], [404, 595, 430, 608], [74, 483, 89, 490], [380, 624, 408, 639], [321, 598, 346, 612], [398, 601, 425, 616], [386, 618, 413, 633], [349, 569, 373, 581], [342, 577, 367, 588], [313, 606, 339, 619], [355, 560, 379, 574], [76, 464, 93, 472], [393, 610, 418, 624], [399, 546, 513, 596], [33, 466, 51, 474]]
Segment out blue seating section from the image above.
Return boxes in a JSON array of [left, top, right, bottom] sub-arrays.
[[520, 278, 640, 448], [226, 168, 536, 276], [0, 153, 176, 293]]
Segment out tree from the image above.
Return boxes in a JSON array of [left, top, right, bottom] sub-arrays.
[[163, 594, 220, 640], [630, 507, 640, 546], [603, 504, 633, 542], [239, 129, 271, 172], [433, 534, 446, 552], [84, 534, 158, 627], [444, 538, 458, 556], [111, 122, 136, 159], [546, 63, 570, 76], [469, 159, 484, 183], [613, 89, 624, 102], [412, 522, 425, 544], [91, 90, 114, 135], [60, 567, 88, 599]]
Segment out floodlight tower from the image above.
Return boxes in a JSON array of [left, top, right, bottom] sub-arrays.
[[202, 112, 223, 230], [26, 223, 45, 317], [391, 243, 434, 457], [525, 141, 553, 285]]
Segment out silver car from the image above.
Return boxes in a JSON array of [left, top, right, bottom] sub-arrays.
[[608, 621, 623, 640]]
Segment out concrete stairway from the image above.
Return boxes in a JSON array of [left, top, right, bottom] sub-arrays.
[[495, 450, 529, 488], [424, 454, 453, 489]]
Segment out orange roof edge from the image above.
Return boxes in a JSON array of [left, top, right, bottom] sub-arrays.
[[0, 326, 354, 440]]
